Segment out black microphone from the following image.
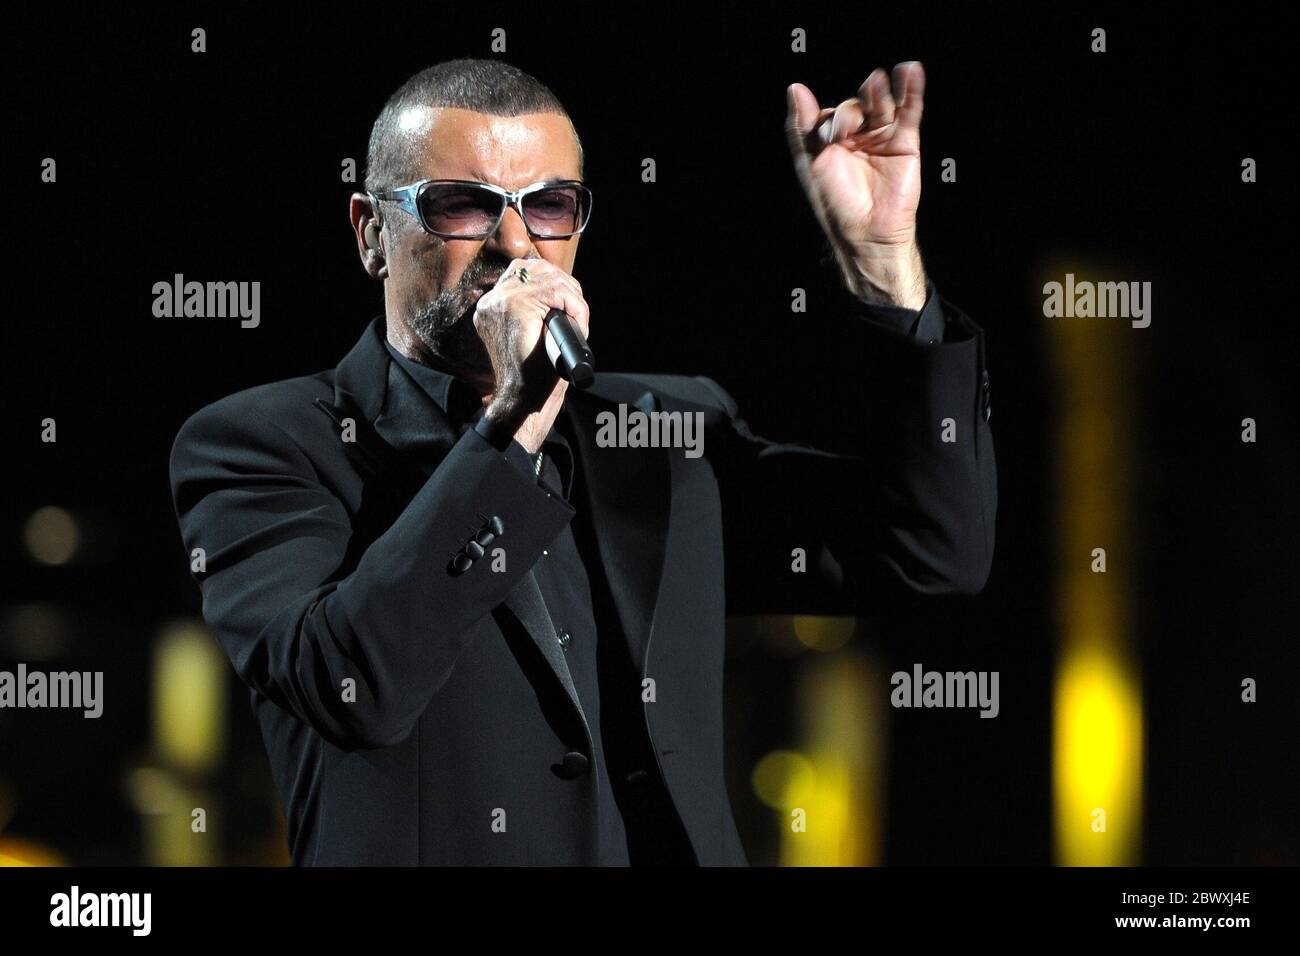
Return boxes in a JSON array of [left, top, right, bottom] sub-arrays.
[[543, 308, 595, 389]]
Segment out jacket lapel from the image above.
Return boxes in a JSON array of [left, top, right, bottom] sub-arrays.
[[562, 386, 672, 675], [312, 317, 593, 735]]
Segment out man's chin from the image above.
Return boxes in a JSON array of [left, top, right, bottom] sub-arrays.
[[424, 334, 492, 383]]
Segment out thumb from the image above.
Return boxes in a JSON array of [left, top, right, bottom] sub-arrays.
[[785, 82, 818, 157]]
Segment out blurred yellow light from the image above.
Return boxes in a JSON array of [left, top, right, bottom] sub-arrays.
[[0, 837, 65, 867], [1048, 267, 1144, 865], [753, 652, 882, 866], [752, 750, 816, 809], [792, 615, 855, 652], [126, 766, 181, 815], [23, 506, 80, 565], [1054, 650, 1143, 865], [127, 766, 217, 866], [780, 754, 854, 867], [153, 621, 226, 774]]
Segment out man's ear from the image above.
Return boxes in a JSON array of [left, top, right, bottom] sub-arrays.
[[349, 192, 388, 280]]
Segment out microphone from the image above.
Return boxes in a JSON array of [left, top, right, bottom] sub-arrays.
[[543, 308, 595, 389]]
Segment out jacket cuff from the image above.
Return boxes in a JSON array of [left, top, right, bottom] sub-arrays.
[[501, 436, 540, 479], [852, 279, 944, 342], [472, 416, 541, 481], [474, 414, 517, 452], [826, 272, 976, 346]]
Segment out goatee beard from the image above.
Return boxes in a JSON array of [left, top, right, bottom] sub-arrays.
[[408, 292, 492, 377], [404, 257, 512, 378]]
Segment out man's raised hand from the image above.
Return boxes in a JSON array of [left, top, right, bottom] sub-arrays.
[[785, 62, 928, 310]]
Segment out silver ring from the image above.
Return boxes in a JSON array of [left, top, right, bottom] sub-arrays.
[[513, 267, 531, 284]]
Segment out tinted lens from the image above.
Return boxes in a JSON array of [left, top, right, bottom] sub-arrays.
[[418, 183, 504, 236], [522, 185, 590, 237]]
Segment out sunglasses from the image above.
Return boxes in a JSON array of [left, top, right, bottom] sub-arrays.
[[370, 179, 593, 240]]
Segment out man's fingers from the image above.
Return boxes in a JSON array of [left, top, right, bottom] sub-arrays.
[[858, 67, 895, 130], [788, 66, 924, 162], [552, 281, 590, 340], [494, 258, 590, 340], [891, 61, 925, 131], [829, 97, 866, 143], [533, 272, 591, 342], [812, 105, 837, 145]]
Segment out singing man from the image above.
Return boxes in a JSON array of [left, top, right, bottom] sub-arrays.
[[169, 57, 996, 865]]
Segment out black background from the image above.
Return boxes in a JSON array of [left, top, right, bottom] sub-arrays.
[[4, 0, 1296, 866]]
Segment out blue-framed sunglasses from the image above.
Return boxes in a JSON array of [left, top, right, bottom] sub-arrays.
[[369, 178, 593, 240]]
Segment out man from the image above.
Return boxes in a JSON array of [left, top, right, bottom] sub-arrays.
[[169, 57, 996, 866]]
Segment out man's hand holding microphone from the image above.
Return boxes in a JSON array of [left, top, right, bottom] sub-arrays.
[[474, 257, 592, 455]]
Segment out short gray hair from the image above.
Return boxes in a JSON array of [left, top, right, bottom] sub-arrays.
[[364, 58, 584, 195]]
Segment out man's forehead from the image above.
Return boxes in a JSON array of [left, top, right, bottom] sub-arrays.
[[397, 105, 579, 185]]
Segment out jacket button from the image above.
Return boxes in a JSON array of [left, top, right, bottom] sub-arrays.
[[464, 540, 485, 560], [474, 529, 495, 547], [624, 768, 651, 806], [556, 628, 571, 649], [556, 751, 589, 779], [450, 553, 473, 575], [486, 515, 505, 536]]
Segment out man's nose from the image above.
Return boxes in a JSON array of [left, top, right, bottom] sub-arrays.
[[484, 204, 533, 259]]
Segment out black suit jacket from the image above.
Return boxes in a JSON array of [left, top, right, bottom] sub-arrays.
[[168, 291, 996, 866]]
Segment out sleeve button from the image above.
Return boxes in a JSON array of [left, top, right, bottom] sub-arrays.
[[555, 751, 589, 779]]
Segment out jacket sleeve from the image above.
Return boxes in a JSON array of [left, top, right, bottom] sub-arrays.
[[703, 284, 996, 614], [169, 401, 574, 751]]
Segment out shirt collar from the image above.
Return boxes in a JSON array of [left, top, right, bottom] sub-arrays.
[[384, 340, 476, 423], [383, 339, 575, 498]]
